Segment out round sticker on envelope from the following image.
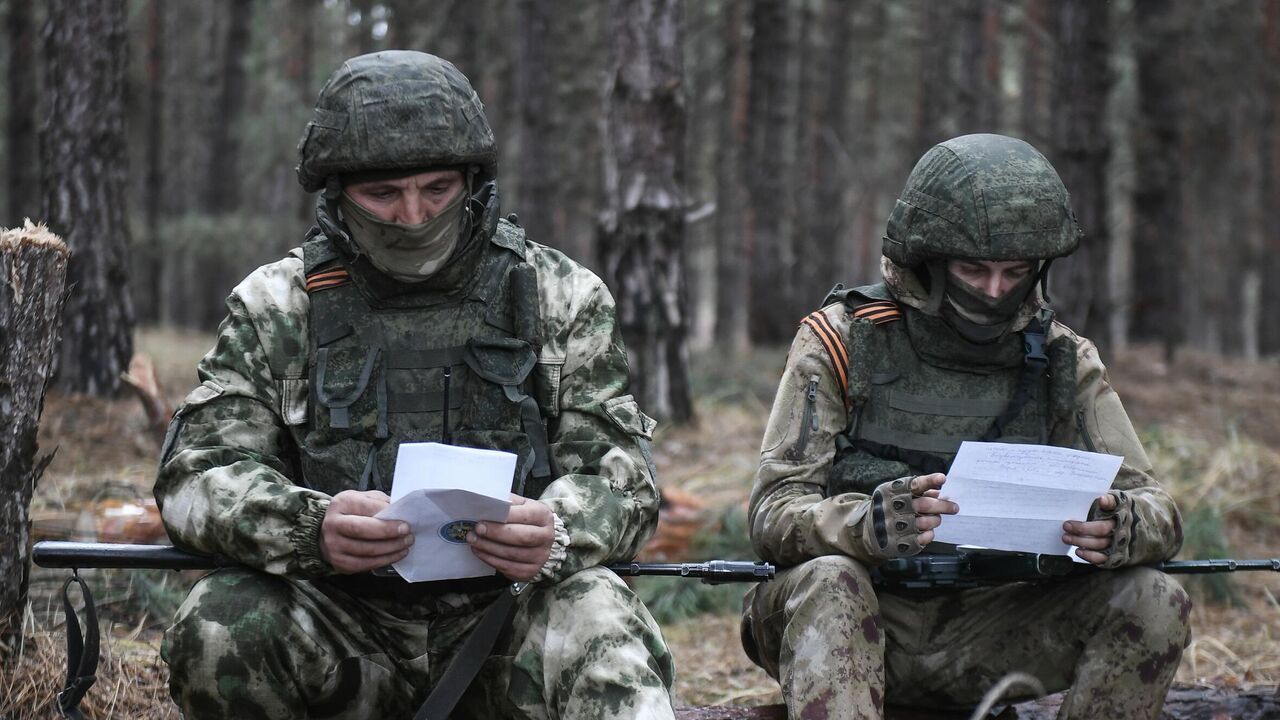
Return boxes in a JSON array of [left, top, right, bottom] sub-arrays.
[[439, 520, 476, 544]]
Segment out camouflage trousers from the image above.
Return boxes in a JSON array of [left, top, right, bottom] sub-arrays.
[[163, 566, 676, 719], [741, 555, 1192, 720]]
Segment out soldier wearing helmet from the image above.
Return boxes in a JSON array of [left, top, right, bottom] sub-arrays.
[[740, 134, 1189, 719], [155, 52, 675, 719]]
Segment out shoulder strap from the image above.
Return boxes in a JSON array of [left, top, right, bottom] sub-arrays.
[[56, 572, 99, 719]]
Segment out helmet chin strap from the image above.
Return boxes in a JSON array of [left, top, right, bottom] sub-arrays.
[[316, 176, 360, 258], [1037, 258, 1056, 303]]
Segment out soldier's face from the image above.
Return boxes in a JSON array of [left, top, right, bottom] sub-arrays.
[[946, 259, 1036, 299], [344, 169, 466, 225]]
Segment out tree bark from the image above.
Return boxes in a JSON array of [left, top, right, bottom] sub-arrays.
[[684, 0, 725, 350], [746, 0, 801, 343], [514, 0, 556, 248], [41, 0, 135, 395], [137, 0, 166, 327], [1132, 0, 1184, 360], [1047, 0, 1111, 341], [287, 0, 315, 223], [6, 0, 38, 225], [713, 0, 750, 351], [598, 0, 693, 424], [1019, 0, 1047, 147], [915, 1, 955, 158], [0, 222, 69, 652], [808, 0, 856, 298], [1263, 0, 1280, 356], [205, 0, 253, 214]]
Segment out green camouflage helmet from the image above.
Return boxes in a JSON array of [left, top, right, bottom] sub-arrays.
[[296, 51, 497, 192], [882, 134, 1081, 266]]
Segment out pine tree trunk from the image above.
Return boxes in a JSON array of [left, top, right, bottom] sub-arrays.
[[684, 0, 725, 350], [1047, 0, 1111, 341], [6, 0, 38, 225], [714, 0, 750, 351], [515, 0, 556, 247], [599, 0, 693, 424], [137, 0, 166, 327], [1132, 0, 1183, 360], [42, 0, 135, 395], [206, 0, 252, 214], [809, 0, 856, 297], [287, 0, 315, 223], [0, 222, 68, 652], [746, 0, 800, 343], [1263, 0, 1280, 356]]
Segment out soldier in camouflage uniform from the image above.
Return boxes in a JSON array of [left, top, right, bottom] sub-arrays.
[[155, 51, 675, 720], [740, 134, 1191, 719]]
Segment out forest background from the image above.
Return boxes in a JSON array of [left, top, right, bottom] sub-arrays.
[[2, 0, 1279, 717]]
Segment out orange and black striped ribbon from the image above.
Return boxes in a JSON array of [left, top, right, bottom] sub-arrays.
[[800, 311, 850, 405], [305, 267, 351, 293], [851, 300, 902, 325]]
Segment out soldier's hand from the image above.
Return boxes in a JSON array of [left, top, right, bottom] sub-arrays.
[[467, 494, 556, 583], [911, 473, 959, 546], [319, 490, 413, 574], [1063, 493, 1117, 566]]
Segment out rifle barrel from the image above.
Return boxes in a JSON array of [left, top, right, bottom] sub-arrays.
[[1157, 558, 1280, 574], [33, 542, 773, 582]]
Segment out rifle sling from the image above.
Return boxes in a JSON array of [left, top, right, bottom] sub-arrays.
[[415, 586, 520, 720], [57, 572, 99, 720]]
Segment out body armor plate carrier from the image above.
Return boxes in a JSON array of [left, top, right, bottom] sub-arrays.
[[298, 223, 552, 598], [821, 283, 1079, 497]]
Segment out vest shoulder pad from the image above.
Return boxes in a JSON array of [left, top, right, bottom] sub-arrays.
[[492, 218, 529, 258], [302, 235, 351, 293], [822, 282, 902, 325]]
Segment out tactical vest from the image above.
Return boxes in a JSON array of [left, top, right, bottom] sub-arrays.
[[821, 284, 1079, 497], [296, 221, 552, 503]]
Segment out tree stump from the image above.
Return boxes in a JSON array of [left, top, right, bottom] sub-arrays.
[[0, 221, 69, 651]]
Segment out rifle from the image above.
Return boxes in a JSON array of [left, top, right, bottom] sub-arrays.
[[873, 547, 1280, 589], [31, 540, 773, 718], [31, 540, 774, 583]]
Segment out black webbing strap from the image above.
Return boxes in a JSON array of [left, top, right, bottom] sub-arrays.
[[853, 437, 950, 476], [979, 316, 1049, 442], [57, 571, 99, 719], [414, 585, 521, 720]]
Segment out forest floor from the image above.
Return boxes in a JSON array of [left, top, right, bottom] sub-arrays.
[[3, 327, 1279, 717]]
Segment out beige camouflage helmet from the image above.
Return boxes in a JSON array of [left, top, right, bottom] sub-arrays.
[[882, 134, 1082, 266], [295, 51, 497, 192]]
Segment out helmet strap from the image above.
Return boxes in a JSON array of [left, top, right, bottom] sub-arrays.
[[317, 176, 359, 258], [1037, 258, 1056, 303]]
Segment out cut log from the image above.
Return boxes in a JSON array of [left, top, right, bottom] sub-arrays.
[[674, 683, 1280, 719], [0, 221, 70, 652]]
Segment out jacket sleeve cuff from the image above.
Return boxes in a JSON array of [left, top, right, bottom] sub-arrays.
[[290, 495, 333, 577], [535, 512, 570, 584]]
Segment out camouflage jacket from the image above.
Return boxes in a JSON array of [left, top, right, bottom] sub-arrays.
[[155, 219, 660, 583], [749, 258, 1183, 569]]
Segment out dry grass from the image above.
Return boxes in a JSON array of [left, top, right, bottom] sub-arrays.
[[7, 335, 1278, 715], [1, 615, 177, 720]]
